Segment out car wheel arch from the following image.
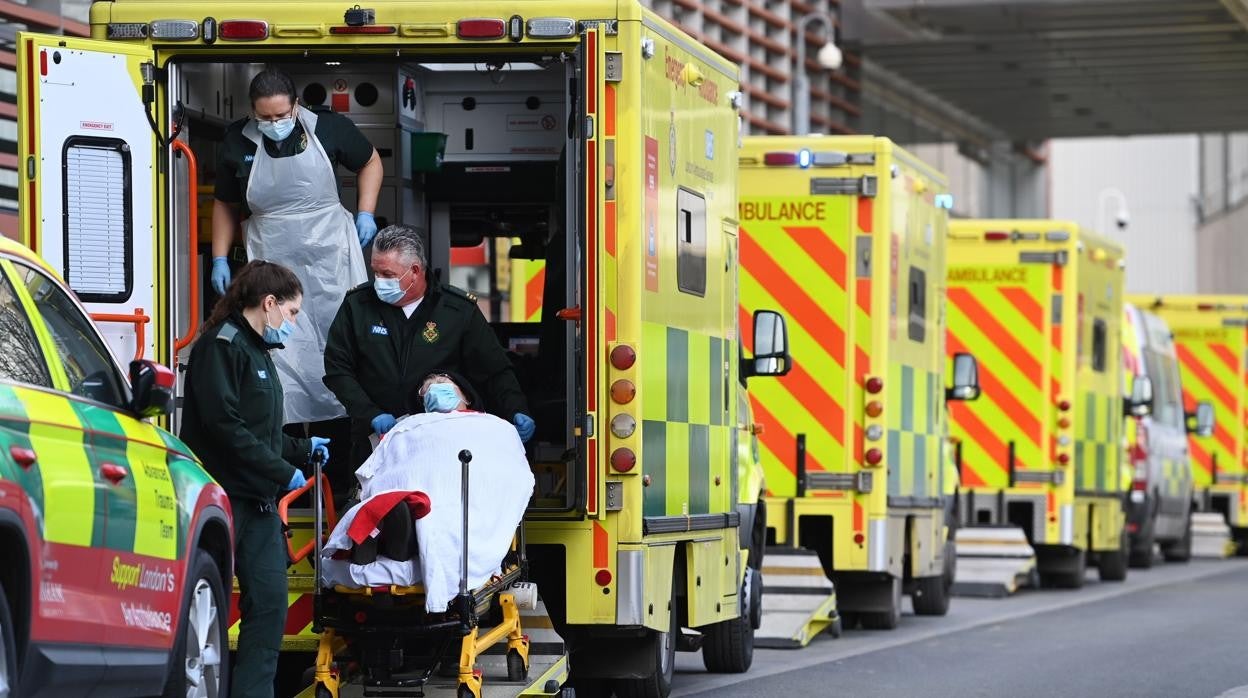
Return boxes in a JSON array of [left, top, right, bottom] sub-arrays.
[[0, 509, 33, 669]]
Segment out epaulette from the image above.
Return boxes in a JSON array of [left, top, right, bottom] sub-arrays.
[[346, 281, 374, 296], [442, 284, 479, 303], [215, 323, 240, 343]]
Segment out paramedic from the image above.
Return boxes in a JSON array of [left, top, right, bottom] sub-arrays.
[[210, 67, 381, 427], [181, 260, 331, 698], [323, 224, 534, 470]]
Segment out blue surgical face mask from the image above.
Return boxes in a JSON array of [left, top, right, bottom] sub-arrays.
[[257, 116, 296, 142], [263, 304, 295, 345], [374, 268, 413, 305], [423, 383, 460, 413]]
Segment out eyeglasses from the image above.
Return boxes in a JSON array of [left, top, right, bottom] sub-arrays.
[[253, 106, 296, 124]]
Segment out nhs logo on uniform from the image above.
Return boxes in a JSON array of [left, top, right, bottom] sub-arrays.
[[257, 370, 268, 379], [371, 325, 389, 336]]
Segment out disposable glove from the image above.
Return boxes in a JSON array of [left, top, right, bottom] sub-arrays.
[[287, 469, 307, 491], [310, 436, 331, 464], [356, 211, 378, 248], [513, 413, 536, 443], [211, 257, 231, 295], [371, 413, 397, 435]]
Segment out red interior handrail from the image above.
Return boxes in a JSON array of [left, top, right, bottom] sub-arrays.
[[278, 473, 339, 565], [170, 139, 200, 356]]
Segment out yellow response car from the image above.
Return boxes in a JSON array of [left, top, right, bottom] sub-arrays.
[[0, 238, 233, 697]]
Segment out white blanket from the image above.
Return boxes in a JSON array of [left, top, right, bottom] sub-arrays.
[[322, 411, 534, 612]]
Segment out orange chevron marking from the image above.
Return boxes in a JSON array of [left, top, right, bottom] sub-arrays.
[[781, 226, 847, 290], [741, 231, 847, 367], [1177, 344, 1237, 411], [948, 287, 1042, 388], [948, 334, 1041, 445], [525, 268, 545, 321], [751, 396, 829, 475], [1208, 342, 1240, 377], [999, 286, 1044, 333]]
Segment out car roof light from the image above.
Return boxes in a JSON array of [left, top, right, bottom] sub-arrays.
[[797, 149, 813, 168], [219, 20, 269, 40], [984, 231, 1012, 241], [457, 18, 506, 39], [149, 19, 199, 40], [1046, 230, 1071, 242], [812, 151, 848, 167], [527, 17, 576, 38]]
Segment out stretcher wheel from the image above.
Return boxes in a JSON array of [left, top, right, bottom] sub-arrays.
[[507, 648, 529, 681]]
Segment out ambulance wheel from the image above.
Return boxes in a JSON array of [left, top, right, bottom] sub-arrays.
[[507, 648, 529, 681], [1097, 532, 1129, 582], [839, 611, 861, 630], [911, 574, 950, 616], [163, 551, 228, 698], [748, 568, 763, 630], [614, 593, 677, 698], [1162, 517, 1193, 563], [701, 588, 755, 674], [0, 581, 18, 698], [1039, 549, 1086, 589]]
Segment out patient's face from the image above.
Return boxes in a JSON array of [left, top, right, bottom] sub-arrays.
[[419, 375, 468, 410]]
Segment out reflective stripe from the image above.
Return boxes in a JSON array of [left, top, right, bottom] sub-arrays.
[[18, 388, 95, 546], [119, 418, 178, 559]]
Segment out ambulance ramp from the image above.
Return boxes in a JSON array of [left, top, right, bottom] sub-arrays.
[[952, 527, 1038, 598], [1192, 512, 1236, 558], [756, 547, 841, 649]]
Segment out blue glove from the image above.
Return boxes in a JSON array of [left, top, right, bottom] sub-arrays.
[[287, 468, 307, 491], [210, 256, 231, 295], [513, 413, 535, 443], [355, 211, 378, 248], [371, 413, 397, 435], [310, 436, 331, 464]]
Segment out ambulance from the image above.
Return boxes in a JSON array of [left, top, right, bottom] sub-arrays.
[[738, 135, 979, 638], [946, 220, 1131, 588], [17, 2, 783, 694], [1134, 297, 1243, 554]]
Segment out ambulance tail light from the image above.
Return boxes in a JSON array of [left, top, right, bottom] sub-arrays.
[[610, 448, 637, 473], [1058, 399, 1072, 412], [149, 20, 199, 40], [1130, 420, 1149, 464], [865, 377, 884, 394], [984, 231, 1012, 242], [219, 20, 269, 40], [1197, 303, 1216, 311], [1057, 452, 1071, 466], [457, 18, 506, 39], [611, 380, 636, 405], [610, 345, 636, 370], [330, 25, 397, 34], [763, 152, 799, 167], [864, 448, 883, 467], [527, 17, 576, 39]]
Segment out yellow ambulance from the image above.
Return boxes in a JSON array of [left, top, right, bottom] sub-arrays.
[[946, 221, 1130, 588], [738, 135, 979, 636], [1135, 296, 1244, 554], [17, 2, 783, 694]]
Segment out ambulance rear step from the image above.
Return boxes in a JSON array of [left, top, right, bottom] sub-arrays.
[[755, 546, 841, 649], [1191, 512, 1236, 558], [952, 527, 1038, 598]]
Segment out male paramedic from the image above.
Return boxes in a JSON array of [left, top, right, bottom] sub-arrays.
[[323, 224, 535, 471]]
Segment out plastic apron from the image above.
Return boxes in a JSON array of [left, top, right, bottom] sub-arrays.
[[242, 108, 368, 423]]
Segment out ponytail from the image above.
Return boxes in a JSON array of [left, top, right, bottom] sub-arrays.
[[202, 260, 303, 334]]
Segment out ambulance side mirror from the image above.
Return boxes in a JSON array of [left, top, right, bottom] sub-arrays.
[[129, 359, 175, 419], [746, 310, 791, 378], [1187, 401, 1215, 438], [946, 353, 980, 402], [1125, 375, 1154, 418]]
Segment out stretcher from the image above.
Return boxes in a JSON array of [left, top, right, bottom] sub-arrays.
[[280, 449, 569, 698]]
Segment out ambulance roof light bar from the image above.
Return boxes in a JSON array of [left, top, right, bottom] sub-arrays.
[[457, 18, 506, 39]]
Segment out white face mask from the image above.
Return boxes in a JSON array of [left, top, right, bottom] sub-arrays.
[[257, 116, 296, 142]]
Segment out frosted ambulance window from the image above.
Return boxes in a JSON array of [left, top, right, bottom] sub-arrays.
[[63, 137, 133, 303], [676, 187, 706, 297], [1091, 319, 1108, 373]]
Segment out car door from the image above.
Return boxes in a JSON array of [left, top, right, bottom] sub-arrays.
[[0, 258, 113, 661], [11, 260, 183, 670]]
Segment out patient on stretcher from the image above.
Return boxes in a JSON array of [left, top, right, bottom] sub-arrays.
[[321, 371, 535, 611]]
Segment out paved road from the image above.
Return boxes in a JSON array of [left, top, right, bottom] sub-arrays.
[[672, 559, 1248, 697]]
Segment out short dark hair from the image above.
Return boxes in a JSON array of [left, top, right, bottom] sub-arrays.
[[249, 68, 297, 107]]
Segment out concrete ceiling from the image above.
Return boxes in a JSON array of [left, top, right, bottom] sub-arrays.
[[851, 0, 1248, 139]]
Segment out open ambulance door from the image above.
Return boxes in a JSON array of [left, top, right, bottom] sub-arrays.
[[575, 25, 609, 518], [17, 33, 160, 367]]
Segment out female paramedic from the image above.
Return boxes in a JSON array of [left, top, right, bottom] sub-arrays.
[[181, 260, 331, 698], [210, 67, 382, 426]]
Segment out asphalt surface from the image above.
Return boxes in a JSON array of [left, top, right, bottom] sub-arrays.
[[672, 558, 1248, 697]]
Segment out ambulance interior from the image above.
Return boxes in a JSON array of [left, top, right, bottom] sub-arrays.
[[171, 57, 581, 511]]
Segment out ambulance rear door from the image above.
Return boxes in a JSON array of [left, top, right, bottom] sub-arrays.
[[17, 33, 160, 368]]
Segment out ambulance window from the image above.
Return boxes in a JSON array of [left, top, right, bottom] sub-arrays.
[[62, 137, 133, 303], [0, 271, 52, 389], [676, 187, 706, 297], [1092, 319, 1108, 372], [908, 267, 926, 342], [13, 263, 126, 408]]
